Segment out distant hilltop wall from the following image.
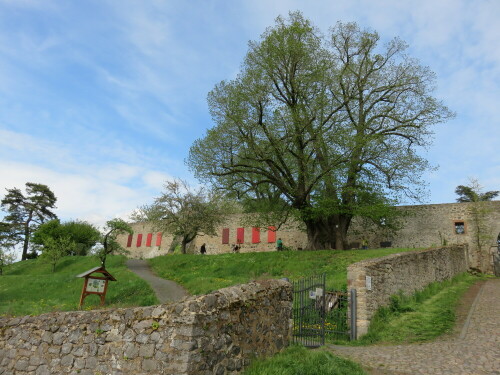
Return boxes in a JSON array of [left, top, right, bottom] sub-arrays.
[[117, 201, 500, 272], [117, 214, 309, 257], [348, 201, 500, 273]]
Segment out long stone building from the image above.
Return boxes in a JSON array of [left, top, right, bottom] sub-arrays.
[[117, 201, 500, 273]]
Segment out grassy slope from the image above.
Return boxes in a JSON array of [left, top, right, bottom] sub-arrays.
[[357, 272, 488, 344], [148, 248, 416, 295], [0, 255, 157, 317]]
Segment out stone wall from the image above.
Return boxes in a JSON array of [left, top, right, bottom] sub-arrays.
[[118, 215, 308, 257], [121, 222, 176, 259], [348, 201, 500, 273], [0, 280, 292, 375], [119, 202, 500, 272], [347, 245, 469, 338]]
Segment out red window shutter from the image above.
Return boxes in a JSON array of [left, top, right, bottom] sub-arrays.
[[156, 233, 162, 246], [146, 233, 152, 247], [252, 227, 260, 243], [267, 226, 276, 243], [136, 234, 143, 247], [237, 227, 245, 244], [222, 228, 229, 244], [126, 234, 133, 247]]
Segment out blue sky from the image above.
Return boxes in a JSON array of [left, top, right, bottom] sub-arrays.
[[0, 0, 499, 226]]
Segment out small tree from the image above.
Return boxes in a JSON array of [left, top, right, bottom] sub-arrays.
[[96, 219, 133, 268], [1, 183, 57, 260], [0, 226, 16, 276], [133, 179, 234, 254], [41, 236, 75, 273], [455, 182, 499, 202], [32, 219, 101, 256], [0, 249, 15, 275]]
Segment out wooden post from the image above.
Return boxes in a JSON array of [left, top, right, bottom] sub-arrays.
[[76, 267, 116, 309]]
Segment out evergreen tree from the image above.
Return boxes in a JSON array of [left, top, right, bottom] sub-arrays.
[[1, 183, 57, 260]]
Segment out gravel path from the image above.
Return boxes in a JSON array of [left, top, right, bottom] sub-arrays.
[[329, 279, 500, 375], [126, 259, 189, 304]]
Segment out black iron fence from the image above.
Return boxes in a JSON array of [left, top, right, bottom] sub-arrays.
[[292, 274, 355, 347]]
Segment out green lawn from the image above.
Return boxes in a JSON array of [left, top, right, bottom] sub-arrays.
[[0, 255, 157, 317], [243, 345, 366, 375], [148, 248, 417, 295], [1, 248, 413, 317]]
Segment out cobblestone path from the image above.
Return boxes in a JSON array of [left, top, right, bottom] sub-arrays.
[[328, 279, 500, 375]]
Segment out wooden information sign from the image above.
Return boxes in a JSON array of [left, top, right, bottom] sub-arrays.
[[76, 266, 116, 309]]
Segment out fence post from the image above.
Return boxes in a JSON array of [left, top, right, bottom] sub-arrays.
[[350, 289, 357, 341]]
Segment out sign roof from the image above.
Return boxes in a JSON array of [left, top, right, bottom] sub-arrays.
[[76, 266, 117, 281]]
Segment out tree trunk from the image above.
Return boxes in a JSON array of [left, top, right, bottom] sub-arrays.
[[21, 223, 30, 261], [304, 217, 335, 250], [181, 237, 189, 254], [304, 214, 351, 250], [100, 255, 107, 268], [335, 214, 352, 250]]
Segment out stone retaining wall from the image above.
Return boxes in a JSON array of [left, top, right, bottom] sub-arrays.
[[347, 245, 469, 338], [0, 280, 292, 375]]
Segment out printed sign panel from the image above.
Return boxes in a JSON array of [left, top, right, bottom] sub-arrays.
[[366, 275, 372, 291], [86, 278, 106, 293]]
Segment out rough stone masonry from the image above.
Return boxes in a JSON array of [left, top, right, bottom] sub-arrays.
[[0, 279, 292, 375], [347, 245, 469, 338]]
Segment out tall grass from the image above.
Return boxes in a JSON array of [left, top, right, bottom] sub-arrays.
[[0, 255, 157, 317], [243, 345, 366, 375], [148, 248, 416, 295], [357, 272, 488, 344]]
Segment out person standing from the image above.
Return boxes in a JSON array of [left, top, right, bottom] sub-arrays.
[[200, 243, 206, 254], [277, 238, 283, 251]]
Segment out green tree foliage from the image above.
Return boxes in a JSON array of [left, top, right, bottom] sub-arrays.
[[95, 218, 133, 268], [133, 179, 234, 254], [0, 221, 18, 249], [455, 182, 499, 203], [41, 235, 75, 273], [0, 249, 15, 275], [1, 183, 57, 260], [188, 12, 453, 249], [0, 225, 16, 275], [32, 219, 101, 256]]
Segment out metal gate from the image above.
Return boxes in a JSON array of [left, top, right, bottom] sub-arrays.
[[292, 274, 353, 347]]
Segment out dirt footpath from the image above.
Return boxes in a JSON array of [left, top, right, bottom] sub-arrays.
[[126, 259, 189, 304]]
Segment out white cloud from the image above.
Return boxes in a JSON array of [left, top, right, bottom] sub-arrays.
[[0, 128, 182, 226], [0, 160, 160, 227], [0, 0, 498, 214], [142, 171, 174, 192]]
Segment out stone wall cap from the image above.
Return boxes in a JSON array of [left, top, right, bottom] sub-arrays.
[[347, 245, 467, 269]]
